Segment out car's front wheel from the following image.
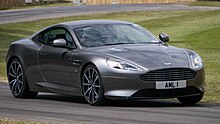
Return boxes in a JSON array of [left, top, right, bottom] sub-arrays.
[[7, 58, 38, 98], [82, 65, 105, 105], [177, 94, 204, 105]]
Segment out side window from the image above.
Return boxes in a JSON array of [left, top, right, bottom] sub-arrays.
[[38, 29, 50, 44], [48, 28, 74, 47]]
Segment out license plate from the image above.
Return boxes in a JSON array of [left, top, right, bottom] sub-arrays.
[[156, 80, 186, 89]]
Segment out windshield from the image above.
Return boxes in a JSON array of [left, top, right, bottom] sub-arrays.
[[73, 24, 159, 47]]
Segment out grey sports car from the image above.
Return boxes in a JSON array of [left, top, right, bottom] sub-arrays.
[[6, 20, 205, 105]]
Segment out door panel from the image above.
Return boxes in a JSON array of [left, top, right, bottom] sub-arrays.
[[38, 45, 78, 87], [37, 27, 80, 89]]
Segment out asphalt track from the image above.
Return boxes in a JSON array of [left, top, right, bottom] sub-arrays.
[[1, 3, 220, 124], [0, 3, 220, 24], [0, 83, 220, 124]]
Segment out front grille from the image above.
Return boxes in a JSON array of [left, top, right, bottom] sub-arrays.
[[140, 68, 196, 81]]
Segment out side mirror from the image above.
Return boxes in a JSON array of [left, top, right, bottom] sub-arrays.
[[159, 33, 169, 42], [52, 38, 67, 48]]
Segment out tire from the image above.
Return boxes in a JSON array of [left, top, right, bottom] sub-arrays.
[[177, 94, 204, 105], [82, 65, 105, 105], [7, 58, 38, 98]]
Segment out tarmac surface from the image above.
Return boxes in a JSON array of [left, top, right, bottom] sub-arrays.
[[0, 83, 220, 124], [0, 3, 219, 24]]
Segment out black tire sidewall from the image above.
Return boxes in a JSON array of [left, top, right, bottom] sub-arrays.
[[177, 94, 204, 105]]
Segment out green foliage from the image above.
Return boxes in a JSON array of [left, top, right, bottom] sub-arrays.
[[189, 1, 220, 7]]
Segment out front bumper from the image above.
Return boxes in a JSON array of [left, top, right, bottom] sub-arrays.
[[102, 68, 205, 99]]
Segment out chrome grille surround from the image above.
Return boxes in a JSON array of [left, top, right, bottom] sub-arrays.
[[140, 68, 196, 81]]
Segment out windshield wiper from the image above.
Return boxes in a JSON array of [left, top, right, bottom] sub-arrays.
[[105, 42, 162, 46], [105, 42, 134, 46], [139, 41, 162, 44]]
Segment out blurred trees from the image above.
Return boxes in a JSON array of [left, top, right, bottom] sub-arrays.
[[0, 0, 25, 9], [0, 0, 65, 9]]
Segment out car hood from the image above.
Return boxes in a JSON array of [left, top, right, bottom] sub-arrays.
[[87, 44, 189, 70]]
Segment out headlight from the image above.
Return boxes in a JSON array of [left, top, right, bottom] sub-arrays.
[[106, 59, 142, 71], [189, 52, 203, 69]]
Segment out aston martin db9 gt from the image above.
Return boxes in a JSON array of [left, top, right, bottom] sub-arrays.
[[6, 20, 205, 105]]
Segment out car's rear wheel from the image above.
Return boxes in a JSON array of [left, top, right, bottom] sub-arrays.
[[177, 94, 203, 105], [82, 65, 105, 105], [7, 59, 38, 98]]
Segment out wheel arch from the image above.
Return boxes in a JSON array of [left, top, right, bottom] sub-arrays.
[[7, 55, 38, 98], [7, 56, 23, 74], [80, 62, 96, 79], [80, 62, 103, 94]]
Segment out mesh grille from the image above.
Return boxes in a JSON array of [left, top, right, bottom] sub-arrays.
[[131, 87, 202, 98], [140, 68, 196, 81]]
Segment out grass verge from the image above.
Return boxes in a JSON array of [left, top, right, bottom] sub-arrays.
[[0, 10, 219, 103], [0, 118, 44, 124], [188, 2, 220, 7]]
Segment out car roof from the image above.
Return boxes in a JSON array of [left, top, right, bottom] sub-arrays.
[[60, 20, 133, 27]]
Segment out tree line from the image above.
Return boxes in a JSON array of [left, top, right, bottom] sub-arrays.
[[0, 0, 68, 9]]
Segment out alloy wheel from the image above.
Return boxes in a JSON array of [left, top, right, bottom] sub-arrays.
[[8, 60, 23, 96], [82, 66, 101, 104]]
